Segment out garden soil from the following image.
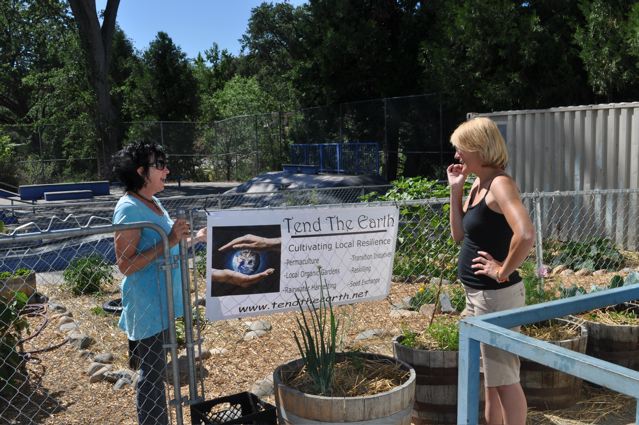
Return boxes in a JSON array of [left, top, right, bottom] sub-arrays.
[[3, 272, 638, 424]]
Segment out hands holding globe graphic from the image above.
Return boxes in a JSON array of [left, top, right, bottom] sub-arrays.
[[212, 234, 281, 288]]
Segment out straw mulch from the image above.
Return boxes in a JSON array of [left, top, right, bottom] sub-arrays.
[[3, 272, 638, 424]]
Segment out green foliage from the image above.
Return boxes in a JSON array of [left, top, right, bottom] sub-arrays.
[[0, 291, 29, 396], [574, 0, 639, 99], [409, 284, 437, 311], [90, 306, 107, 317], [400, 315, 459, 351], [609, 274, 624, 289], [0, 269, 33, 281], [362, 177, 470, 281], [544, 238, 624, 271], [399, 326, 418, 348], [520, 261, 553, 305], [426, 317, 460, 351], [195, 251, 207, 278], [447, 284, 466, 313], [292, 274, 339, 396], [63, 256, 113, 296]]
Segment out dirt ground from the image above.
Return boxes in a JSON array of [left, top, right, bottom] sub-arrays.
[[2, 269, 638, 425]]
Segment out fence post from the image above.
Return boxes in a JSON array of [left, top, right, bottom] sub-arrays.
[[534, 191, 545, 289], [178, 210, 200, 404], [254, 115, 259, 176], [383, 98, 389, 181]]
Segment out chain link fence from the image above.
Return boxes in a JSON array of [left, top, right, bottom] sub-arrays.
[[1, 188, 638, 423], [0, 94, 453, 185]]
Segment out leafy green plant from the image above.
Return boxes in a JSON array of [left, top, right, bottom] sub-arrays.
[[0, 268, 33, 281], [195, 250, 207, 278], [447, 284, 466, 313], [543, 238, 624, 271], [361, 177, 471, 282], [399, 316, 459, 351], [520, 261, 554, 305], [409, 284, 437, 311], [63, 256, 114, 295], [292, 273, 339, 395], [90, 306, 107, 317], [427, 317, 460, 351], [1, 291, 29, 396]]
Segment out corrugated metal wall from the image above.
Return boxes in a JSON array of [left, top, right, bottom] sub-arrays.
[[470, 102, 639, 193], [471, 103, 639, 249]]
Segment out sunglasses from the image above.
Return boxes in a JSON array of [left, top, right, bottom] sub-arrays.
[[149, 158, 168, 170]]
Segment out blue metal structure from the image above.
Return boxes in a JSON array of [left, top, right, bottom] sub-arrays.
[[288, 142, 380, 175], [458, 285, 639, 424], [19, 180, 110, 201]]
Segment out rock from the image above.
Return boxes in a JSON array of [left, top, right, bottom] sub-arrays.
[[57, 316, 74, 326], [104, 369, 134, 384], [69, 333, 94, 349], [244, 330, 268, 341], [94, 353, 114, 364], [355, 329, 384, 341], [251, 377, 274, 398], [414, 275, 428, 283], [210, 348, 228, 355], [89, 365, 112, 383], [50, 312, 73, 320], [419, 303, 437, 317], [429, 277, 451, 285], [621, 267, 635, 274], [389, 309, 419, 319], [575, 268, 592, 277], [113, 377, 131, 390], [78, 350, 92, 359], [395, 296, 413, 310], [552, 265, 568, 276], [559, 269, 574, 276], [246, 320, 272, 332], [194, 349, 212, 362], [439, 293, 455, 313], [87, 362, 106, 376], [48, 302, 67, 313], [593, 269, 607, 276], [59, 322, 79, 333]]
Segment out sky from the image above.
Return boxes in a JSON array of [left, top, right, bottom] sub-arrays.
[[95, 1, 307, 59]]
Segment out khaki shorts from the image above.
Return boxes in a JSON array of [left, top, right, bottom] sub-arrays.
[[462, 281, 526, 387]]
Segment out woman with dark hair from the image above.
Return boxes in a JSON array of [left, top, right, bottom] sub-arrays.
[[112, 141, 205, 425], [447, 118, 534, 425]]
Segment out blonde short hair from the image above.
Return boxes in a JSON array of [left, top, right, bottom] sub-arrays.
[[450, 117, 508, 169]]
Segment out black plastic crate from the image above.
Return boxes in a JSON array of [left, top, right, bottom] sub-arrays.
[[190, 392, 277, 425]]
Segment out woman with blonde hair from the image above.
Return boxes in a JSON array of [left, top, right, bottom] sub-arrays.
[[447, 117, 534, 425]]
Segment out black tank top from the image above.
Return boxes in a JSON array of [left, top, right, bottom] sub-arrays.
[[457, 177, 521, 290]]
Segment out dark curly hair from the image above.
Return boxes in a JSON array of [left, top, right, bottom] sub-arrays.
[[112, 142, 166, 193]]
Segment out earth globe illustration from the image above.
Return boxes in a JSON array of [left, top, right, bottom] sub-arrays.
[[231, 249, 261, 275]]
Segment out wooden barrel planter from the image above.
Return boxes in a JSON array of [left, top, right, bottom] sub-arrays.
[[581, 304, 639, 371], [273, 352, 416, 424], [393, 335, 484, 425], [520, 318, 588, 410]]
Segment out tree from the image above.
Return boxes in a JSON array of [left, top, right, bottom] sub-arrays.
[[67, 0, 120, 179], [204, 75, 278, 180], [574, 0, 639, 101], [241, 2, 304, 110]]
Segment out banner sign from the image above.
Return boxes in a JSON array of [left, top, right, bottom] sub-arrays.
[[205, 205, 399, 321]]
